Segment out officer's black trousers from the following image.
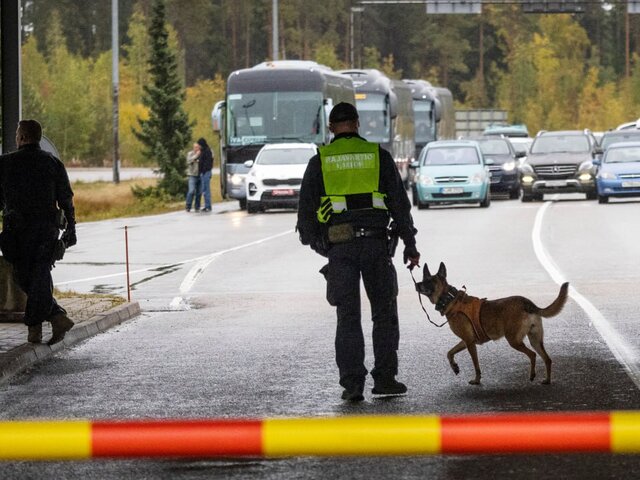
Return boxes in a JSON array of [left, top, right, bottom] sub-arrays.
[[326, 238, 399, 390], [11, 227, 66, 327]]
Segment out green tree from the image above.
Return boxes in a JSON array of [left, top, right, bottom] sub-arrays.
[[135, 0, 192, 197]]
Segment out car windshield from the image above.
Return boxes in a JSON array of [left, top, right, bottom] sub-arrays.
[[600, 133, 640, 150], [423, 147, 479, 166], [478, 139, 511, 155], [256, 148, 315, 165], [604, 146, 640, 163], [530, 135, 590, 154]]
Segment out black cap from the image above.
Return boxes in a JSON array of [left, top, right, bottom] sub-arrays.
[[329, 102, 359, 124]]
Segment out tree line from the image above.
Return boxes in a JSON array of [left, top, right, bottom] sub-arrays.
[[19, 0, 640, 166]]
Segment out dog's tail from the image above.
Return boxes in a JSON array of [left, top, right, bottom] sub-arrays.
[[538, 282, 569, 318]]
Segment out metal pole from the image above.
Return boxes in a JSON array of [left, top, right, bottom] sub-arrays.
[[125, 226, 131, 302], [1, 0, 22, 153], [350, 9, 355, 68], [272, 0, 279, 61], [112, 0, 120, 183]]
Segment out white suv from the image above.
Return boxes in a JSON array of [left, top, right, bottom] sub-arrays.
[[245, 143, 317, 213]]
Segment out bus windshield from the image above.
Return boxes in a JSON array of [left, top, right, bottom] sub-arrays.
[[413, 100, 434, 143], [356, 93, 391, 143], [227, 91, 324, 146]]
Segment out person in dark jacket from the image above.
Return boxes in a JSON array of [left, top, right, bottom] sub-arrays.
[[0, 120, 77, 345], [296, 102, 420, 402], [197, 138, 214, 212]]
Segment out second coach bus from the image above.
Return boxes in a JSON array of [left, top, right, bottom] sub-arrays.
[[337, 69, 415, 187]]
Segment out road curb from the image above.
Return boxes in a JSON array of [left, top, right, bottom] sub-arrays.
[[0, 302, 141, 386]]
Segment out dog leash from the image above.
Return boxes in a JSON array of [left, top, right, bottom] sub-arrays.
[[409, 266, 449, 328]]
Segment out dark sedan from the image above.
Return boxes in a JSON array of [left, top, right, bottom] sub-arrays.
[[474, 137, 524, 199]]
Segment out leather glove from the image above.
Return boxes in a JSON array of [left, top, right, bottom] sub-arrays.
[[62, 229, 77, 248], [403, 244, 420, 270]]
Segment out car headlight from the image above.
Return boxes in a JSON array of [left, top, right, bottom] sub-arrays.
[[502, 161, 516, 172], [418, 174, 434, 186], [519, 163, 534, 174], [578, 160, 594, 171], [598, 171, 616, 180], [470, 173, 484, 184]]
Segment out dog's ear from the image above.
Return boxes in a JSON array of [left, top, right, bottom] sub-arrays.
[[437, 262, 447, 279], [423, 262, 431, 278]]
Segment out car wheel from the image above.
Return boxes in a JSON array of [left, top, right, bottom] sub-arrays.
[[586, 191, 597, 201], [509, 188, 520, 200], [598, 195, 609, 204], [417, 201, 430, 210], [412, 187, 419, 206], [479, 193, 491, 208], [533, 193, 544, 202], [247, 202, 260, 213], [239, 198, 247, 210]]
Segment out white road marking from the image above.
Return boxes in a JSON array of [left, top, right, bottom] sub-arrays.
[[533, 201, 640, 389], [55, 229, 294, 292]]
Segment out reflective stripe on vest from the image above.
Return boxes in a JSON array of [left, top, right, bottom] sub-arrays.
[[317, 137, 387, 223]]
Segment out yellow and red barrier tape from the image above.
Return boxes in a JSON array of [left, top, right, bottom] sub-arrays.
[[0, 412, 639, 459]]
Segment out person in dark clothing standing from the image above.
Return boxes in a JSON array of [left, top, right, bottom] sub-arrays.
[[0, 120, 77, 345], [296, 102, 420, 402], [197, 138, 214, 212]]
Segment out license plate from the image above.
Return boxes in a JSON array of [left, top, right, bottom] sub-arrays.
[[272, 189, 294, 196], [545, 180, 567, 187], [441, 187, 464, 195], [622, 181, 640, 188]]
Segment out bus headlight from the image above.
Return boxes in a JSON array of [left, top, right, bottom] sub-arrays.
[[229, 174, 245, 186]]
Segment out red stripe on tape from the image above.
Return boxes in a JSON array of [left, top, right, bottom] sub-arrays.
[[441, 413, 611, 454], [92, 420, 263, 458]]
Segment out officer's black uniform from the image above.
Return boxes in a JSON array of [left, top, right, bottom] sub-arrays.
[[0, 142, 76, 328], [297, 107, 418, 399]]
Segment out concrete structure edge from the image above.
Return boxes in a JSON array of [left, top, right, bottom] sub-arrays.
[[0, 301, 141, 386]]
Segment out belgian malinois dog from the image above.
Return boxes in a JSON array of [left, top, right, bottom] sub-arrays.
[[415, 262, 569, 385]]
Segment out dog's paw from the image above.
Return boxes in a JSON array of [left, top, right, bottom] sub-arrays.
[[451, 364, 460, 375], [530, 373, 536, 382], [541, 378, 551, 385], [469, 379, 481, 385]]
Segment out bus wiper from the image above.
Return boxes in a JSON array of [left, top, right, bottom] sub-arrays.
[[242, 99, 256, 135]]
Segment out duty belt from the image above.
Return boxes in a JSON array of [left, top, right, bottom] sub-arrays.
[[354, 227, 386, 239]]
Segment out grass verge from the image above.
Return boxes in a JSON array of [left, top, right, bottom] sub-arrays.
[[73, 175, 222, 223]]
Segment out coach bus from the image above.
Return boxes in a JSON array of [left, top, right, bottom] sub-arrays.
[[402, 79, 456, 159], [337, 69, 415, 187], [211, 61, 355, 209]]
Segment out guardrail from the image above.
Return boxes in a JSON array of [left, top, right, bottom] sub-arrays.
[[0, 412, 638, 459]]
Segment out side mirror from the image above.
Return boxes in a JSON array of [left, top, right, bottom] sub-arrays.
[[410, 161, 420, 169], [244, 160, 254, 168], [211, 100, 225, 132], [592, 158, 601, 166], [594, 146, 603, 156], [484, 158, 495, 166], [515, 151, 526, 159]]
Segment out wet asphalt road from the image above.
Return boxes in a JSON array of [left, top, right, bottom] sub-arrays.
[[0, 194, 639, 478]]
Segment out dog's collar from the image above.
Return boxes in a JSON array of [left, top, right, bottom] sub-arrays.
[[435, 286, 460, 315]]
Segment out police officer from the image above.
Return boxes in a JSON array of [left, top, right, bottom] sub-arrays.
[[297, 102, 420, 402], [0, 120, 77, 345]]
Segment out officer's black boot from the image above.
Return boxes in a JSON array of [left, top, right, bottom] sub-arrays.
[[27, 324, 42, 343], [341, 385, 365, 402], [372, 378, 407, 397], [48, 313, 74, 345]]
